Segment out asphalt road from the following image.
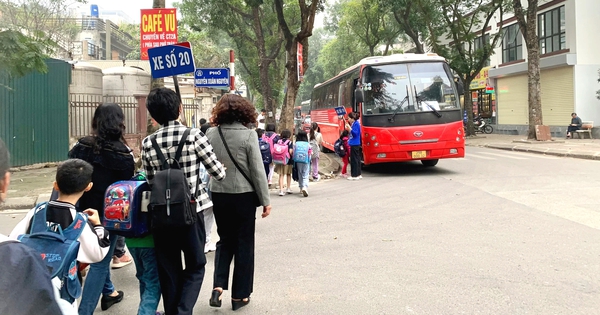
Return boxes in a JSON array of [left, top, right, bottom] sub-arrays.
[[1, 147, 599, 314]]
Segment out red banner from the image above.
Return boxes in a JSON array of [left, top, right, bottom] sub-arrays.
[[140, 8, 178, 60], [297, 42, 304, 81]]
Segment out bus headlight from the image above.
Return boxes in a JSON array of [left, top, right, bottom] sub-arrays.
[[450, 149, 458, 154], [371, 135, 376, 141], [458, 129, 462, 135], [456, 137, 460, 142], [374, 142, 379, 147]]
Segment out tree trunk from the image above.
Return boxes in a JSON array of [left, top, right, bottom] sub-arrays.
[[151, 0, 165, 90], [279, 40, 301, 133], [258, 63, 276, 126], [525, 8, 542, 139], [463, 78, 476, 136]]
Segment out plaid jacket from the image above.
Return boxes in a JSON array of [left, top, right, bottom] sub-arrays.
[[141, 121, 225, 211]]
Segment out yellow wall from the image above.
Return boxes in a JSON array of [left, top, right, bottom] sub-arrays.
[[497, 74, 528, 125], [497, 66, 574, 126], [540, 67, 574, 126]]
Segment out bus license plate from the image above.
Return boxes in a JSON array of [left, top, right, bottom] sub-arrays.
[[411, 151, 427, 159]]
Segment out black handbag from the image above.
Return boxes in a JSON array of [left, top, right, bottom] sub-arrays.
[[217, 127, 262, 207]]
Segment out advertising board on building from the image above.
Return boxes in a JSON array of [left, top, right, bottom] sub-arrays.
[[140, 8, 178, 60]]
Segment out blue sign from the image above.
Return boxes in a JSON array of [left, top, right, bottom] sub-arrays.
[[148, 42, 195, 79], [194, 68, 230, 88], [334, 106, 347, 116]]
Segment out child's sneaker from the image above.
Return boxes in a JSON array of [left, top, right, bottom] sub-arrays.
[[279, 191, 285, 196], [347, 176, 358, 180], [358, 175, 363, 179], [341, 173, 348, 178], [301, 187, 308, 197], [286, 188, 293, 194]]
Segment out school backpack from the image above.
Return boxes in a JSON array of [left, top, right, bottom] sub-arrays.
[[148, 128, 199, 228], [262, 132, 278, 155], [103, 177, 151, 238], [258, 138, 273, 164], [309, 139, 320, 159], [334, 138, 347, 157], [272, 139, 291, 165], [17, 202, 88, 304], [293, 141, 311, 164]]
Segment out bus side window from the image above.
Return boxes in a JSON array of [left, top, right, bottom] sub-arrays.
[[352, 78, 359, 112]]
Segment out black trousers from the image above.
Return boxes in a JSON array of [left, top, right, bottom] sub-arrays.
[[211, 192, 256, 299], [153, 212, 206, 315], [350, 146, 362, 178], [567, 126, 580, 133]]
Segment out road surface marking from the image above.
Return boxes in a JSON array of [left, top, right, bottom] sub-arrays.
[[465, 153, 495, 160], [478, 152, 528, 160]]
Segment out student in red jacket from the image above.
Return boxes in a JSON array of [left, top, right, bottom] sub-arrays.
[[340, 130, 351, 177]]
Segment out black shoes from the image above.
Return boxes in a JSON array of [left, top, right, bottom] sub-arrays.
[[101, 290, 124, 311], [209, 289, 222, 307], [231, 297, 250, 311]]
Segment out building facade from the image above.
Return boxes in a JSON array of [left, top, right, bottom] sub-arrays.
[[474, 0, 600, 136]]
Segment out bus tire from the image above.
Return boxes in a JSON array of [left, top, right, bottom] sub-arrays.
[[421, 159, 438, 167]]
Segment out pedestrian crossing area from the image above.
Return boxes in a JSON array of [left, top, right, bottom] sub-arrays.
[[461, 150, 561, 161]]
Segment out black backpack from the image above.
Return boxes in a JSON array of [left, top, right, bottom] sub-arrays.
[[334, 138, 346, 157], [148, 129, 198, 228], [258, 138, 272, 164]]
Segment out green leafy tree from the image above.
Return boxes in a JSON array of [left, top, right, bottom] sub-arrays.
[[513, 0, 543, 139], [273, 0, 324, 131], [379, 0, 428, 53], [297, 27, 329, 103], [0, 30, 48, 77], [424, 0, 507, 136], [338, 0, 401, 56], [178, 0, 287, 123]]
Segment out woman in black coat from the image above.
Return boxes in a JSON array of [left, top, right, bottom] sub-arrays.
[[68, 103, 135, 314]]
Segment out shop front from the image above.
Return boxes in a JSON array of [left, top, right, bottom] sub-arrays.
[[469, 67, 496, 123]]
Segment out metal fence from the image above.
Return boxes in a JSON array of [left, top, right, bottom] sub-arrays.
[[69, 94, 139, 138]]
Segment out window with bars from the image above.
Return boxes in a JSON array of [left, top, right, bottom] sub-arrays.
[[502, 24, 523, 63], [473, 34, 491, 67], [538, 6, 566, 54]]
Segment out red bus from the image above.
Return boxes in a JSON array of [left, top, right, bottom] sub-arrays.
[[310, 53, 465, 166]]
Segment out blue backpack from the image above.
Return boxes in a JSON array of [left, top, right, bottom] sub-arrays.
[[18, 202, 88, 303], [293, 141, 311, 164], [103, 178, 151, 238], [259, 138, 272, 164]]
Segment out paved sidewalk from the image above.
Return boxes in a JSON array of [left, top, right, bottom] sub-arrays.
[[466, 134, 600, 160], [0, 154, 341, 211]]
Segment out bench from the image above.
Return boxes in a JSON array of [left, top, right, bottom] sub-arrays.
[[574, 121, 593, 139]]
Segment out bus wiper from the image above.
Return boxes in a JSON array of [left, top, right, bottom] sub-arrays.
[[388, 85, 410, 123], [414, 85, 442, 118]]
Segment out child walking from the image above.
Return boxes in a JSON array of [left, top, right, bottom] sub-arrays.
[[263, 124, 279, 186], [340, 130, 351, 177], [293, 131, 312, 197], [275, 129, 293, 196], [309, 122, 322, 181], [125, 235, 162, 315], [10, 159, 111, 311]]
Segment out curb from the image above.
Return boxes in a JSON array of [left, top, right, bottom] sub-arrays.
[[0, 193, 51, 211], [473, 143, 600, 161], [317, 153, 341, 176]]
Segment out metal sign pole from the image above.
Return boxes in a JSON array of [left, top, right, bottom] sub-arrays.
[[173, 75, 187, 126]]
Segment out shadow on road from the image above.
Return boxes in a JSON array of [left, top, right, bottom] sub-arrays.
[[362, 161, 458, 177]]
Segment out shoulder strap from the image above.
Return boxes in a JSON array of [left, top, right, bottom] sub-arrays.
[[217, 126, 256, 191], [62, 212, 88, 241], [269, 133, 277, 141], [174, 128, 191, 163], [150, 136, 168, 168], [29, 202, 49, 233]]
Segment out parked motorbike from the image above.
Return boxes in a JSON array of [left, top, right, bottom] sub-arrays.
[[473, 115, 493, 134]]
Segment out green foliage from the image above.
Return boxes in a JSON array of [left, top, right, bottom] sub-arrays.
[[337, 0, 401, 55], [379, 0, 428, 53], [0, 30, 48, 77], [119, 23, 141, 60], [425, 0, 506, 81]]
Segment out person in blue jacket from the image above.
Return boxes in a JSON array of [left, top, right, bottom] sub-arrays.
[[344, 112, 362, 180]]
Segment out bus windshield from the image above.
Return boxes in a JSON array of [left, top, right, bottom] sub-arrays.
[[362, 62, 459, 115]]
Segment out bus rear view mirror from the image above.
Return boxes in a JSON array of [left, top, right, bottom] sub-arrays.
[[354, 88, 364, 103]]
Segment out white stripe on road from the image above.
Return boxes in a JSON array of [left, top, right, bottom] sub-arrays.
[[494, 151, 561, 160], [465, 153, 496, 160], [478, 152, 528, 160]]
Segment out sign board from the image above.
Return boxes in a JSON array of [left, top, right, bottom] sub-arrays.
[[140, 8, 178, 60], [297, 42, 304, 81], [469, 66, 490, 90], [334, 106, 347, 116], [485, 86, 495, 94], [194, 68, 230, 88], [147, 42, 195, 79]]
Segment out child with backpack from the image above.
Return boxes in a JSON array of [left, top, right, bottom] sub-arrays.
[[10, 159, 111, 310], [274, 129, 293, 196], [338, 130, 351, 177], [256, 129, 272, 180], [263, 123, 279, 186], [293, 130, 312, 197], [309, 123, 322, 181]]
